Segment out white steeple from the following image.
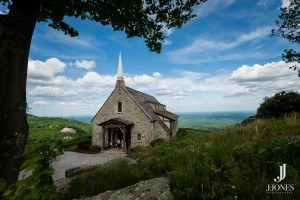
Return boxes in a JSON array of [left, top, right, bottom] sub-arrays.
[[117, 52, 124, 80]]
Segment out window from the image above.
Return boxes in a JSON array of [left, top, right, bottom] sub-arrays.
[[137, 134, 141, 140], [118, 102, 122, 112]]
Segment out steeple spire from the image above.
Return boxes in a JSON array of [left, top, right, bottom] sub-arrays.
[[117, 52, 124, 80]]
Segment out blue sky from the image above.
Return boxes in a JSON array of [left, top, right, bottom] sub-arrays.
[[2, 0, 299, 116]]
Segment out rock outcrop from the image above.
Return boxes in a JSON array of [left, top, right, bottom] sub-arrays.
[[241, 115, 256, 125], [79, 177, 174, 200], [60, 127, 77, 134]]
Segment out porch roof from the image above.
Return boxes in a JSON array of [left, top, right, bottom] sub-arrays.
[[98, 118, 133, 126]]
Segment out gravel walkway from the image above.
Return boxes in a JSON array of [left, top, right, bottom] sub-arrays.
[[51, 150, 125, 181]]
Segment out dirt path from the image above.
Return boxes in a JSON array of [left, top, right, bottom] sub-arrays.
[[51, 150, 125, 181]]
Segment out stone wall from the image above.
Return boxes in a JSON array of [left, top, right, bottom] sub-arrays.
[[154, 121, 170, 141], [92, 125, 101, 146]]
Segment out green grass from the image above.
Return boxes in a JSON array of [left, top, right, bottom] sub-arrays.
[[26, 115, 92, 152], [128, 115, 300, 199], [59, 159, 144, 199]]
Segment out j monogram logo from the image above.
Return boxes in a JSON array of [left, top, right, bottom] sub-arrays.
[[274, 164, 286, 182], [266, 163, 294, 194]]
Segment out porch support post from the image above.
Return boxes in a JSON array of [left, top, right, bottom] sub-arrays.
[[102, 127, 106, 150], [110, 129, 113, 147], [121, 126, 126, 151]]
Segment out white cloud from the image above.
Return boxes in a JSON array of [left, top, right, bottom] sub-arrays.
[[229, 61, 300, 94], [76, 71, 116, 88], [230, 61, 299, 82], [32, 101, 48, 106], [281, 0, 291, 8], [156, 84, 174, 95], [163, 39, 172, 45], [129, 75, 157, 85], [27, 57, 300, 115], [163, 27, 175, 36], [29, 86, 77, 97], [28, 58, 66, 80], [153, 72, 161, 78], [195, 0, 235, 17], [46, 30, 94, 48], [170, 26, 271, 55], [74, 60, 96, 70], [223, 90, 251, 97], [236, 26, 271, 43], [57, 102, 77, 107], [167, 26, 272, 64], [257, 0, 267, 7]]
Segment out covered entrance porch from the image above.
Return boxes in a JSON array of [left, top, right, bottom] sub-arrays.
[[99, 118, 133, 151]]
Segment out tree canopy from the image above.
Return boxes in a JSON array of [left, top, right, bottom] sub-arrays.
[[1, 0, 206, 53], [272, 0, 300, 76], [257, 91, 300, 118], [0, 0, 208, 188]]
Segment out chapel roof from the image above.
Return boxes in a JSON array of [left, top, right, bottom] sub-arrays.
[[125, 87, 160, 104], [125, 86, 160, 121], [125, 86, 179, 134], [155, 110, 179, 121]]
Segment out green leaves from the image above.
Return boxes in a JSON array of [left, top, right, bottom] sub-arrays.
[[2, 142, 63, 200], [272, 0, 300, 76], [0, 0, 206, 53], [37, 0, 205, 53], [256, 91, 300, 118]]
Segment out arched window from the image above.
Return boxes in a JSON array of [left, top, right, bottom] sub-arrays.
[[118, 102, 122, 112]]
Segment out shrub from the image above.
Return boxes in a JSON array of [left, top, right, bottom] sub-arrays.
[[257, 91, 300, 118], [150, 138, 167, 147], [175, 128, 188, 139], [89, 145, 101, 153], [77, 138, 91, 150]]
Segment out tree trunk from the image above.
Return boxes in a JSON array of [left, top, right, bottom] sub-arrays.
[[0, 0, 40, 186]]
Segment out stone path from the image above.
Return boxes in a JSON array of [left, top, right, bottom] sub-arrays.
[[51, 150, 125, 181]]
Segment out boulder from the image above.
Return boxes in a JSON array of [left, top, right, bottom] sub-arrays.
[[60, 127, 77, 134], [78, 177, 173, 200], [241, 115, 256, 125]]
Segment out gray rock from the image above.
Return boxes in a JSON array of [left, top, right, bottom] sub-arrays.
[[79, 177, 174, 200], [61, 127, 77, 134]]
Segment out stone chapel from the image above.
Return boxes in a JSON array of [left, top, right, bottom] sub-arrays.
[[92, 54, 179, 151]]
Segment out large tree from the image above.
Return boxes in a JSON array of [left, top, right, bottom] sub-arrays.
[[272, 0, 300, 76], [0, 0, 206, 187]]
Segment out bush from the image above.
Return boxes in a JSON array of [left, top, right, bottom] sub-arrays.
[[150, 138, 167, 147], [257, 91, 300, 118], [175, 128, 188, 139], [77, 138, 91, 150], [89, 145, 101, 153]]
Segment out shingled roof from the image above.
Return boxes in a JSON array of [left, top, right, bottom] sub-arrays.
[[155, 110, 179, 121], [125, 86, 178, 134], [126, 87, 160, 104]]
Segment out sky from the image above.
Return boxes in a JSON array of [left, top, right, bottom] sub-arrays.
[[2, 0, 299, 116]]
